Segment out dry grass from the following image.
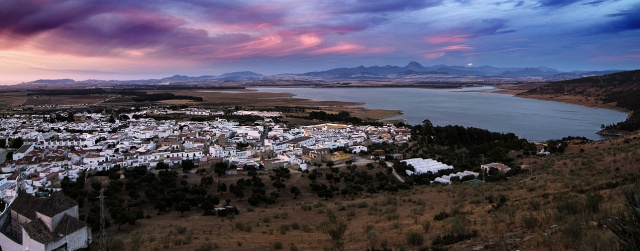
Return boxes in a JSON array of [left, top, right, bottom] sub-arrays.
[[21, 94, 115, 106], [96, 132, 640, 250], [0, 95, 27, 107]]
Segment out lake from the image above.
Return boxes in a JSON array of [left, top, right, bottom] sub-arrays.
[[253, 87, 628, 141]]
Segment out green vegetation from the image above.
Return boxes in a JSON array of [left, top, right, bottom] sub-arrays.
[[297, 110, 383, 126], [130, 93, 203, 102]]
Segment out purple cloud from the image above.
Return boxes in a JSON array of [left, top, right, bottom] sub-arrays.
[[603, 4, 640, 32], [178, 0, 289, 26], [0, 0, 108, 36], [327, 0, 442, 14], [474, 19, 516, 35], [537, 0, 583, 7]]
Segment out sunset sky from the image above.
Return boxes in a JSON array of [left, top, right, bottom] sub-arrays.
[[0, 0, 639, 84]]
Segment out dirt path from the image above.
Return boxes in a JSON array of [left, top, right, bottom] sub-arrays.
[[389, 163, 405, 183]]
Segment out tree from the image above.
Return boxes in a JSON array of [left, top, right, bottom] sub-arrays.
[[201, 176, 214, 187], [347, 164, 357, 173], [112, 207, 137, 230], [218, 182, 227, 194], [9, 137, 23, 149], [326, 161, 335, 168], [91, 181, 102, 191], [318, 187, 334, 200], [181, 160, 195, 173], [322, 221, 348, 250], [176, 201, 191, 217], [273, 180, 286, 192], [67, 112, 75, 122], [214, 162, 228, 177], [154, 200, 168, 215], [366, 185, 377, 197], [201, 200, 214, 215], [290, 186, 301, 199], [156, 161, 169, 170]]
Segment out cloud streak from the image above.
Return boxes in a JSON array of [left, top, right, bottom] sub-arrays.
[[0, 0, 638, 84]]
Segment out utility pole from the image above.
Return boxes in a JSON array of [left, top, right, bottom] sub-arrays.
[[99, 188, 106, 251]]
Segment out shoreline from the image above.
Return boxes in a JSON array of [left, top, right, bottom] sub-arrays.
[[491, 85, 633, 137], [251, 85, 629, 141]]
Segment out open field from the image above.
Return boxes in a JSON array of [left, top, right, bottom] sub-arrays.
[[0, 95, 27, 107], [166, 89, 403, 121], [22, 94, 116, 107]]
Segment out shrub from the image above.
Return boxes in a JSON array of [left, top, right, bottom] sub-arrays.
[[450, 215, 467, 236], [521, 213, 539, 230], [609, 185, 640, 250], [585, 192, 604, 214], [421, 220, 431, 233], [272, 241, 283, 249], [556, 197, 582, 216], [406, 231, 425, 246], [194, 242, 215, 251], [529, 198, 541, 211], [347, 208, 357, 218], [301, 204, 312, 211], [235, 222, 252, 232], [280, 224, 290, 235], [106, 238, 125, 251], [432, 230, 479, 246], [175, 226, 187, 234], [584, 229, 616, 251], [561, 216, 583, 247], [434, 211, 450, 221]]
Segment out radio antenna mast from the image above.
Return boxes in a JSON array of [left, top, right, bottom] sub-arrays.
[[99, 188, 106, 251]]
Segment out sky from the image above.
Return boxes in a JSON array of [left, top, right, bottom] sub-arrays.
[[0, 0, 639, 85]]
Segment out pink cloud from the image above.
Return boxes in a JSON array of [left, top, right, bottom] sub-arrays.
[[440, 45, 473, 51], [299, 34, 323, 48], [309, 43, 364, 55], [424, 52, 445, 60], [422, 44, 473, 60], [425, 34, 470, 44]]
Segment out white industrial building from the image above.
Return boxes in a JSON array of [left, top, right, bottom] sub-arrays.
[[402, 158, 454, 176]]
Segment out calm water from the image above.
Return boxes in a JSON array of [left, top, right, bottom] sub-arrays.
[[253, 87, 627, 141]]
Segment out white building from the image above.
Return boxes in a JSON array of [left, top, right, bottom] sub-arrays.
[[0, 191, 92, 251]]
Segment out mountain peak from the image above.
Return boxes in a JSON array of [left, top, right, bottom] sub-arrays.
[[406, 61, 423, 67], [405, 61, 426, 71]]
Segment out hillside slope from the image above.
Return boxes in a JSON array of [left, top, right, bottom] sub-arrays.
[[520, 70, 640, 133]]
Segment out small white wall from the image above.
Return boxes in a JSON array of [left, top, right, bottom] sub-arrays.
[[22, 228, 47, 251], [0, 231, 23, 251]]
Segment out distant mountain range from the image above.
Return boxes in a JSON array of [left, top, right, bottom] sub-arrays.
[[301, 61, 620, 80], [18, 62, 624, 86]]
